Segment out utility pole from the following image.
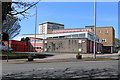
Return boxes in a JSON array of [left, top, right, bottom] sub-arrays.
[[93, 0, 96, 59], [34, 5, 37, 52], [43, 27, 45, 53]]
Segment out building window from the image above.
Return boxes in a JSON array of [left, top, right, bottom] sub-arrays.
[[102, 39, 106, 42], [65, 35, 71, 38], [72, 34, 78, 38], [105, 29, 109, 34], [98, 30, 101, 33], [78, 34, 85, 38], [30, 40, 43, 43]]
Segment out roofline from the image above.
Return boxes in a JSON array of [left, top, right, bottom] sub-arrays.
[[96, 26, 114, 28], [45, 38, 88, 40], [39, 21, 64, 26], [28, 37, 43, 39], [23, 31, 93, 36], [53, 28, 84, 31], [96, 26, 115, 31], [85, 25, 114, 28]]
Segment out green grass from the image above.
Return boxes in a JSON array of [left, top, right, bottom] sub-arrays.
[[0, 52, 31, 56]]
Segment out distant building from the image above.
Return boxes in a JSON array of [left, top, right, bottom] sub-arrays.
[[86, 26, 115, 53], [38, 22, 64, 34], [29, 37, 43, 52], [15, 22, 115, 53], [96, 27, 115, 53], [3, 38, 43, 52], [22, 22, 101, 53]]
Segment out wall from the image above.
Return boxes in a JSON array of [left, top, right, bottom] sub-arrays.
[[29, 38, 43, 52], [44, 38, 88, 53], [96, 27, 114, 46], [96, 27, 114, 53]]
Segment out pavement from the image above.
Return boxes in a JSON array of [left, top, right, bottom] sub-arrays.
[[35, 53, 119, 60], [14, 52, 119, 59]]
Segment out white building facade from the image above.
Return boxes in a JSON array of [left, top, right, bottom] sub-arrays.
[[38, 22, 64, 34]]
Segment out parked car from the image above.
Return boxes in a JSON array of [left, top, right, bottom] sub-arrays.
[[0, 45, 13, 52]]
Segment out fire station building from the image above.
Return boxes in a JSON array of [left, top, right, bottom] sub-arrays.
[[12, 22, 114, 53]]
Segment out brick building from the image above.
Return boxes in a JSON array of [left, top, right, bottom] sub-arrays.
[[18, 22, 115, 53], [96, 27, 115, 53]]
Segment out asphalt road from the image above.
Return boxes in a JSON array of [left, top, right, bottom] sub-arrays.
[[1, 53, 119, 79], [2, 60, 118, 74]]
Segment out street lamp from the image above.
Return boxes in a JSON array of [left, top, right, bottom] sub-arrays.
[[34, 5, 37, 52], [93, 0, 96, 58]]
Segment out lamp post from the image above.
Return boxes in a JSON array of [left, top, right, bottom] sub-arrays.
[[93, 0, 96, 59], [43, 27, 45, 52], [34, 5, 37, 52]]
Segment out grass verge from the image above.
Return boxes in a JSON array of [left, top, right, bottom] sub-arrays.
[[0, 52, 31, 56]]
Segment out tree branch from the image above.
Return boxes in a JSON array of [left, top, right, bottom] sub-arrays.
[[10, 2, 38, 15]]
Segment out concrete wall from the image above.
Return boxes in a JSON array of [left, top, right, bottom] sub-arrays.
[[44, 38, 88, 53]]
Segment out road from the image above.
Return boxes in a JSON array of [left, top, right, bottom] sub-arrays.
[[1, 53, 119, 79], [2, 60, 119, 79]]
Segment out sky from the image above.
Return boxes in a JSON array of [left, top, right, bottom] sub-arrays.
[[17, 2, 118, 38]]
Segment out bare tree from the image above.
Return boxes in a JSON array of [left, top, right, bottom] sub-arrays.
[[10, 1, 39, 20], [2, 1, 39, 39], [2, 1, 39, 21], [2, 2, 12, 21], [2, 15, 21, 39]]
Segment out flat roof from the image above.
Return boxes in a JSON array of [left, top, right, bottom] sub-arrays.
[[22, 31, 95, 37], [45, 38, 88, 40], [96, 26, 114, 28], [39, 22, 64, 26], [28, 37, 43, 39], [96, 26, 114, 30], [52, 28, 85, 31], [85, 26, 114, 28]]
